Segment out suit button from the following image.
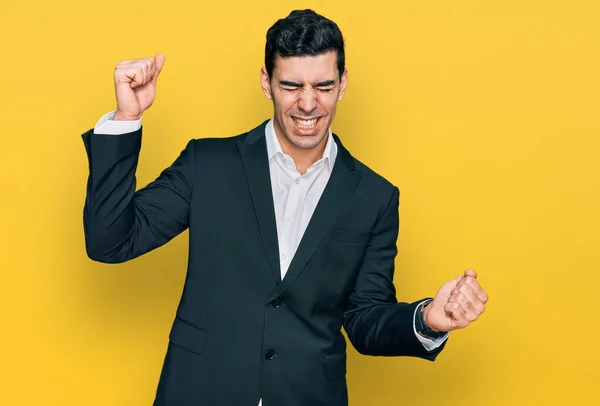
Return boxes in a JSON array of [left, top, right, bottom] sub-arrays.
[[271, 298, 282, 308], [264, 349, 275, 360]]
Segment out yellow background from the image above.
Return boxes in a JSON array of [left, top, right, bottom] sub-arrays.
[[1, 0, 598, 404]]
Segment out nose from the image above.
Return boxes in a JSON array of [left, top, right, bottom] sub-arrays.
[[297, 88, 318, 114]]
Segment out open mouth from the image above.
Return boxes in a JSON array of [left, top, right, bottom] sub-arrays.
[[292, 116, 321, 132]]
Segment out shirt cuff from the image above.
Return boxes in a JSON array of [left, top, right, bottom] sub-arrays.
[[93, 110, 142, 135], [413, 300, 449, 351]]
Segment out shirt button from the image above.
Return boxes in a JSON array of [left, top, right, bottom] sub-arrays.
[[271, 298, 282, 308], [264, 349, 275, 360], [282, 254, 287, 261], [295, 179, 300, 185], [287, 217, 294, 223]]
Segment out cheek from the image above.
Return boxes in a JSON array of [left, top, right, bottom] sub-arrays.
[[320, 103, 336, 116], [318, 93, 339, 112], [273, 94, 297, 116]]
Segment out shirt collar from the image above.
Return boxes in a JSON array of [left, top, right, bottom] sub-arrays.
[[265, 119, 337, 171]]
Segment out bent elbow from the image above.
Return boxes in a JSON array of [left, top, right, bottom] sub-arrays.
[[83, 235, 131, 264]]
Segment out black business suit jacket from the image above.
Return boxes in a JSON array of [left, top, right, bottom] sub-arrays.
[[81, 120, 446, 406]]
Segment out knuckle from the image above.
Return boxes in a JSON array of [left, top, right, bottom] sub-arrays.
[[460, 284, 473, 294]]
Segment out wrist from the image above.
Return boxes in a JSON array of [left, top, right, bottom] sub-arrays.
[[421, 302, 441, 333], [114, 111, 141, 121], [418, 301, 446, 338]]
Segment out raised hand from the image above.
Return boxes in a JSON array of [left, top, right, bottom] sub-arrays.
[[113, 53, 165, 121]]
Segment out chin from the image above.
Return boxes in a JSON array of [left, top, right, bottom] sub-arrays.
[[287, 130, 328, 150]]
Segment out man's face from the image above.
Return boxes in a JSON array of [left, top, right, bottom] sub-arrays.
[[261, 51, 348, 152]]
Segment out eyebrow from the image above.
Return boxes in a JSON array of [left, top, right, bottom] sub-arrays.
[[279, 80, 303, 88], [314, 80, 336, 87], [279, 80, 337, 88]]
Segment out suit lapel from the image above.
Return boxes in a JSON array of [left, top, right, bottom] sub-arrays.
[[271, 134, 362, 300], [237, 121, 281, 283]]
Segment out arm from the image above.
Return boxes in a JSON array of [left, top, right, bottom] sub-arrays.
[[81, 53, 195, 263], [342, 186, 446, 361], [81, 126, 195, 263]]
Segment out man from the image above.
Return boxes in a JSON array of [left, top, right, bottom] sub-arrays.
[[81, 9, 488, 406]]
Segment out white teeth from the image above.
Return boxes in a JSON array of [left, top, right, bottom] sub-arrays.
[[293, 118, 318, 128]]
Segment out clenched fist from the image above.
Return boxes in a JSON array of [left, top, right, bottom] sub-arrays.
[[113, 53, 165, 121], [423, 269, 488, 333]]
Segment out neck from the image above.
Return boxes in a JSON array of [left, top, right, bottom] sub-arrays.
[[275, 130, 328, 176]]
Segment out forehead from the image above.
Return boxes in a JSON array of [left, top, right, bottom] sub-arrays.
[[272, 51, 338, 81]]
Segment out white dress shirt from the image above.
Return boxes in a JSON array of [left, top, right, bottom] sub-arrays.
[[94, 112, 448, 405], [264, 119, 337, 278]]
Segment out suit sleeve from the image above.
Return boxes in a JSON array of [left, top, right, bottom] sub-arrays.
[[81, 127, 195, 263], [342, 186, 446, 360]]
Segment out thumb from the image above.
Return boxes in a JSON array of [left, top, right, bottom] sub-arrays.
[[464, 269, 478, 279], [151, 53, 165, 84]]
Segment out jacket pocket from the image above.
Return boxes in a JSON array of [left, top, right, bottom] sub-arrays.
[[325, 352, 347, 380], [330, 228, 371, 244], [168, 316, 209, 355]]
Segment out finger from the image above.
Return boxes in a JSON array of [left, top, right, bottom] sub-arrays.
[[132, 65, 146, 88], [464, 269, 477, 279], [449, 286, 484, 320], [145, 59, 155, 85], [120, 57, 153, 65], [462, 276, 489, 304], [151, 53, 165, 85], [444, 302, 469, 329], [455, 283, 478, 307], [116, 59, 147, 71], [136, 61, 154, 87], [116, 64, 145, 88], [447, 294, 473, 319], [117, 60, 155, 86], [463, 284, 486, 316]]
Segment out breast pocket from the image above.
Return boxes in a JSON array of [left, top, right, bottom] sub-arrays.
[[329, 228, 371, 245], [321, 229, 371, 310]]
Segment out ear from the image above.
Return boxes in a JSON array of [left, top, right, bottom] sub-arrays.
[[337, 69, 348, 101], [260, 67, 273, 100]]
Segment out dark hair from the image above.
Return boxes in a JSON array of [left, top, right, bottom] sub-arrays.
[[265, 9, 345, 80]]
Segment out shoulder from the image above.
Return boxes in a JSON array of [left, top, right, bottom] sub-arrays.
[[348, 152, 398, 198], [333, 132, 397, 196], [182, 129, 253, 162], [189, 132, 245, 152], [353, 158, 399, 222], [354, 158, 395, 189], [186, 120, 269, 157]]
